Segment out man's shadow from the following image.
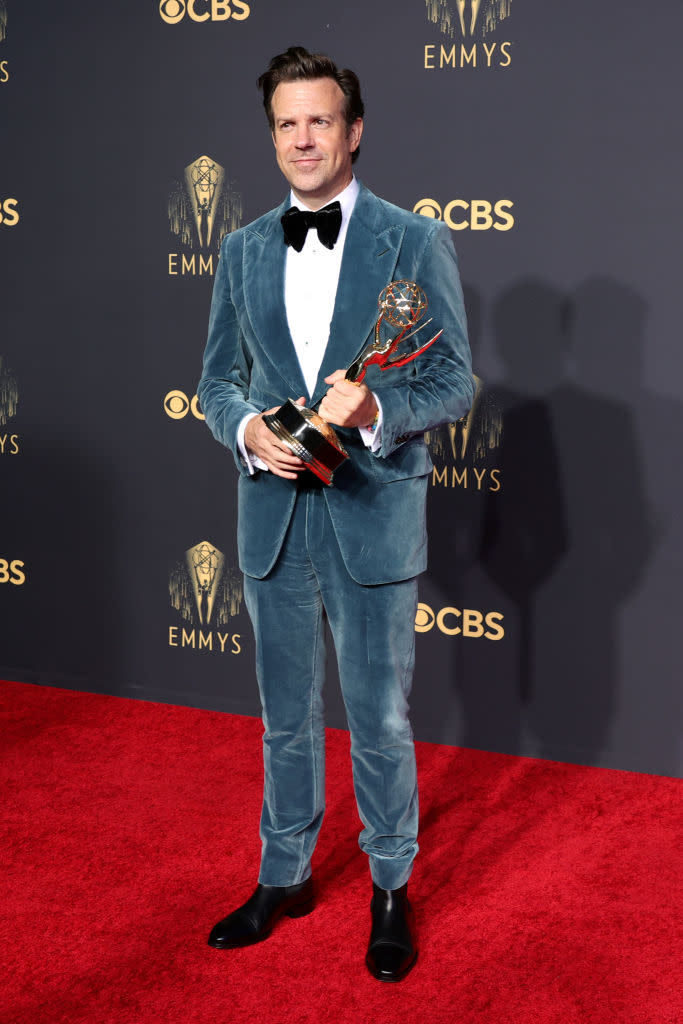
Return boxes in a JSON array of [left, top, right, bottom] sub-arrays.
[[421, 282, 568, 756], [525, 278, 674, 769], [476, 278, 655, 766], [422, 277, 660, 772]]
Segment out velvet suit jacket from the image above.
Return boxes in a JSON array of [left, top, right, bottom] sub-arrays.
[[198, 183, 474, 585]]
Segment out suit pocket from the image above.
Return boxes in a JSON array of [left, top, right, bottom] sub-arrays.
[[366, 436, 433, 483]]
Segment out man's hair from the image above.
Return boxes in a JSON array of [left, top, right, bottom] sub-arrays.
[[257, 46, 364, 164]]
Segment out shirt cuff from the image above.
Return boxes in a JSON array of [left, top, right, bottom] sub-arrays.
[[357, 394, 383, 453], [237, 413, 269, 474]]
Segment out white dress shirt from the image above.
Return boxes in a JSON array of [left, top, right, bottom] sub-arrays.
[[237, 177, 382, 472]]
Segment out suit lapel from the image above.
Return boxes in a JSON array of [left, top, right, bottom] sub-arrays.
[[242, 199, 308, 398], [242, 186, 405, 406], [311, 186, 405, 405]]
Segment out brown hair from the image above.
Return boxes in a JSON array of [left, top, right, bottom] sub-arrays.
[[257, 46, 364, 163]]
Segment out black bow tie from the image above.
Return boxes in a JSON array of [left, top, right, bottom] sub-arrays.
[[281, 201, 342, 252]]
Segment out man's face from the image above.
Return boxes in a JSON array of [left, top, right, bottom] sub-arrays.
[[270, 77, 363, 210]]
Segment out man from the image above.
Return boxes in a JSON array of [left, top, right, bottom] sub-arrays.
[[198, 46, 473, 982]]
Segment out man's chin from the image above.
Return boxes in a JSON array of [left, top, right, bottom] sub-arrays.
[[289, 172, 324, 192], [290, 182, 332, 207]]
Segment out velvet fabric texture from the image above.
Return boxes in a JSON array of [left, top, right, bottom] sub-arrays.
[[197, 183, 472, 889], [245, 484, 419, 890], [198, 183, 473, 585]]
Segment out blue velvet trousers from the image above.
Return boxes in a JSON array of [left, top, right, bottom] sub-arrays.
[[243, 483, 419, 891]]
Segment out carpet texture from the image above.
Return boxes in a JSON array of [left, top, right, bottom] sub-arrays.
[[1, 680, 681, 1024]]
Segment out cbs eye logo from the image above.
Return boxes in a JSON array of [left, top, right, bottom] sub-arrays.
[[159, 0, 250, 23], [0, 559, 26, 586], [414, 198, 514, 231], [415, 602, 504, 640], [164, 390, 205, 421]]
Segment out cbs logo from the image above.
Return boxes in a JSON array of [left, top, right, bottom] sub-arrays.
[[414, 198, 514, 231], [0, 559, 26, 586], [164, 390, 205, 421], [0, 199, 19, 227], [415, 602, 504, 640], [159, 0, 250, 23]]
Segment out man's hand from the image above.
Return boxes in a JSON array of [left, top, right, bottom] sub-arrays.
[[318, 370, 378, 428], [244, 398, 307, 479]]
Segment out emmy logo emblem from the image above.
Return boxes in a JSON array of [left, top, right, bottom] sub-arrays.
[[189, 542, 223, 625], [188, 157, 221, 250], [263, 280, 443, 486]]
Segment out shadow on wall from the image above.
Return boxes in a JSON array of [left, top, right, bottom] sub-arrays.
[[425, 277, 661, 769]]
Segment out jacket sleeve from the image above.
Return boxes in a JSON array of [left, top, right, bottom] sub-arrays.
[[371, 220, 474, 459], [197, 233, 261, 476]]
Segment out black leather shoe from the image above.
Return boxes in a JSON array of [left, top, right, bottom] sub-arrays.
[[207, 877, 314, 949], [365, 882, 418, 982]]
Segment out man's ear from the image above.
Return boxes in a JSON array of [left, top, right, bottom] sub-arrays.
[[348, 118, 364, 153]]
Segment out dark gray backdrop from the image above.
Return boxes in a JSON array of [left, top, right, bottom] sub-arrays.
[[1, 0, 681, 776]]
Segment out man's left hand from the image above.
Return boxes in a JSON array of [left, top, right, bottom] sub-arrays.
[[319, 370, 377, 428]]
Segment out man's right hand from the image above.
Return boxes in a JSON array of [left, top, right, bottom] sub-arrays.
[[244, 398, 307, 480]]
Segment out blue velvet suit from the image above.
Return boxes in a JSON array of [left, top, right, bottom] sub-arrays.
[[199, 183, 473, 889]]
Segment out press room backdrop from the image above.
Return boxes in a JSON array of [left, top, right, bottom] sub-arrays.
[[1, 1, 681, 776]]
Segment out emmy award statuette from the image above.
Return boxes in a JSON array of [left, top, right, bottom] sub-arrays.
[[263, 280, 443, 486]]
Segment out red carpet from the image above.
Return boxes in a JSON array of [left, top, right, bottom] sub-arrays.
[[1, 680, 681, 1024]]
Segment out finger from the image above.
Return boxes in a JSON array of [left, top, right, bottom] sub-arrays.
[[257, 406, 310, 472], [332, 379, 367, 400], [318, 396, 338, 419], [253, 435, 304, 468], [321, 388, 353, 410], [268, 445, 305, 467], [318, 404, 347, 428], [324, 369, 346, 384], [266, 435, 306, 465], [321, 393, 359, 419], [264, 453, 304, 475], [269, 463, 303, 480], [255, 419, 300, 455]]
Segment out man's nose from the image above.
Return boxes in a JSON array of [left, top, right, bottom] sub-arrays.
[[294, 124, 314, 148]]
